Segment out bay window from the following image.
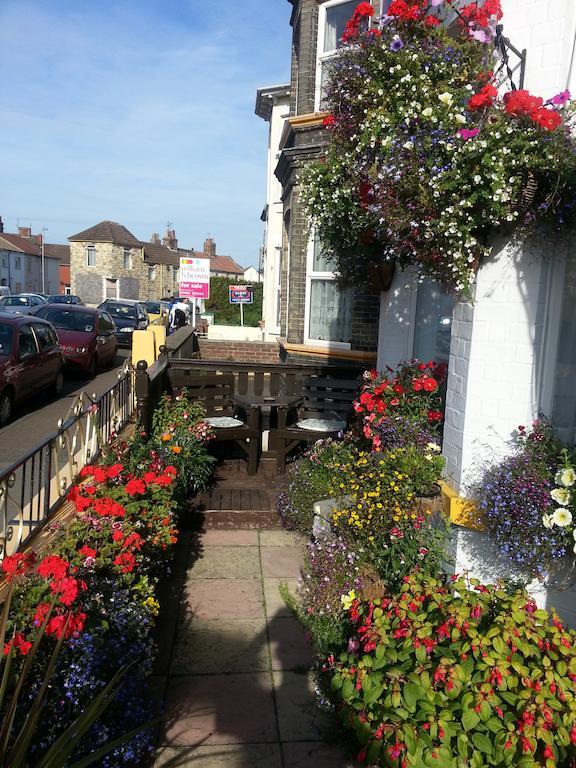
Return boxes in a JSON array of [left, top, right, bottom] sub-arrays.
[[316, 0, 365, 110]]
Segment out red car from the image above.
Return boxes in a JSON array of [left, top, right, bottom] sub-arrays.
[[34, 305, 118, 378], [0, 313, 65, 426]]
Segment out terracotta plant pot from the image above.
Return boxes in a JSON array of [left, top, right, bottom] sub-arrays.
[[369, 261, 396, 292]]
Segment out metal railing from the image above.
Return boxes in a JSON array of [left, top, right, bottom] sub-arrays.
[[0, 362, 135, 562]]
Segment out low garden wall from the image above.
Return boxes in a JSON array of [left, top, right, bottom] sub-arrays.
[[197, 336, 280, 364]]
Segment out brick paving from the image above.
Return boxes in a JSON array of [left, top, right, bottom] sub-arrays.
[[151, 459, 353, 767]]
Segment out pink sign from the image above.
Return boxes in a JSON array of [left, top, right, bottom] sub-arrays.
[[179, 257, 210, 299]]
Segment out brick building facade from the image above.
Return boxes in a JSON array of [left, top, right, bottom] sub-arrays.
[[268, 0, 385, 361]]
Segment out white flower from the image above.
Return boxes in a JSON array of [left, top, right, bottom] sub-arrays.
[[542, 514, 554, 529], [552, 508, 573, 527], [422, 106, 433, 117], [573, 542, 576, 555], [551, 487, 571, 506], [474, 174, 482, 184], [438, 92, 454, 106], [403, 141, 414, 150], [555, 467, 576, 487], [454, 114, 466, 124]]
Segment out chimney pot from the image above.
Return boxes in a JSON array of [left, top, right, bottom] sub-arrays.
[[18, 226, 32, 239], [204, 238, 216, 258]]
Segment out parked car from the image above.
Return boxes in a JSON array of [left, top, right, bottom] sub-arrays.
[[97, 299, 149, 346], [34, 305, 118, 377], [0, 294, 47, 314], [145, 300, 170, 325], [0, 313, 66, 426], [46, 294, 84, 305]]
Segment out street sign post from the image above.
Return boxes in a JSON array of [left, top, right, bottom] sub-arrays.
[[179, 257, 210, 323], [228, 285, 253, 327]]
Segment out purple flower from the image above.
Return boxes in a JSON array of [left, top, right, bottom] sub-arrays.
[[390, 35, 404, 52], [458, 127, 480, 140], [469, 27, 489, 43], [430, 0, 443, 5], [550, 90, 571, 106]]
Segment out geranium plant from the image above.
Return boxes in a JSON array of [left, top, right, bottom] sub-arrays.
[[301, 0, 576, 293], [354, 361, 445, 450], [326, 573, 576, 767]]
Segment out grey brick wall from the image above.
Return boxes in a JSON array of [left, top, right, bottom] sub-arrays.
[[75, 273, 104, 305]]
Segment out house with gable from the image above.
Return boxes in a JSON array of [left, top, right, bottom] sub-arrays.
[[0, 224, 60, 294]]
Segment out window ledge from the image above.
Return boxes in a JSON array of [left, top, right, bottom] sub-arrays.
[[279, 338, 376, 363]]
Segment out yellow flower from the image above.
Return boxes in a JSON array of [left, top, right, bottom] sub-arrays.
[[161, 433, 172, 442], [171, 445, 182, 454]]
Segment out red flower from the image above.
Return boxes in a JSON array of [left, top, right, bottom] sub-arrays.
[[422, 377, 438, 393], [74, 495, 93, 513], [531, 107, 562, 131], [468, 84, 498, 111], [92, 467, 108, 484], [1, 552, 35, 581], [122, 532, 144, 551], [165, 466, 177, 477], [388, 0, 422, 21], [354, 2, 374, 18], [79, 466, 95, 478], [428, 410, 443, 422], [143, 471, 156, 484], [412, 379, 422, 392], [50, 576, 79, 606], [424, 14, 440, 27], [37, 555, 68, 581], [390, 398, 400, 406], [503, 89, 543, 117], [79, 545, 97, 559], [112, 530, 124, 542], [124, 478, 146, 497], [114, 551, 136, 573], [322, 114, 335, 127], [153, 475, 173, 487], [46, 610, 86, 640], [93, 497, 126, 518], [3, 632, 33, 656], [106, 463, 124, 479]]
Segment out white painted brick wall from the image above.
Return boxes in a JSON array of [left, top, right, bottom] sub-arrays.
[[501, 0, 576, 96]]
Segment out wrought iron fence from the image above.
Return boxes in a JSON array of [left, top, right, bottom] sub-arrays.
[[0, 362, 135, 562]]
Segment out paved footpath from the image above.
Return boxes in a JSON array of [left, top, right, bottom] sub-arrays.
[[152, 527, 353, 768]]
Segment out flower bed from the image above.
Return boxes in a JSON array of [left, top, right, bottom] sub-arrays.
[[300, 0, 576, 293], [0, 392, 214, 766], [281, 362, 576, 765]]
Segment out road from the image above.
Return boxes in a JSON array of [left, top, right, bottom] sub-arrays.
[[0, 350, 131, 472]]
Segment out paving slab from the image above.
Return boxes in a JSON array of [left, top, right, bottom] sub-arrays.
[[259, 530, 306, 547], [170, 617, 269, 674], [282, 741, 354, 767], [272, 671, 334, 742], [201, 530, 259, 546], [263, 578, 299, 619], [260, 546, 304, 578], [187, 546, 261, 579], [163, 673, 277, 746], [182, 579, 264, 620], [155, 744, 283, 767], [268, 616, 314, 671]]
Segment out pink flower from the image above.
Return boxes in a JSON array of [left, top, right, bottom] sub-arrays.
[[550, 90, 571, 106], [458, 127, 480, 140]]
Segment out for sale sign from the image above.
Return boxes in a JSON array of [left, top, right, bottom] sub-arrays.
[[228, 285, 253, 304], [179, 257, 210, 299]]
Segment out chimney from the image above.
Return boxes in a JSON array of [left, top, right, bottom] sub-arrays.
[[0, 217, 4, 233], [204, 238, 216, 258], [150, 233, 160, 245], [162, 228, 178, 250], [18, 226, 32, 239]]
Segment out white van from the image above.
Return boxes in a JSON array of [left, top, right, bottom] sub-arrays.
[[0, 287, 10, 298]]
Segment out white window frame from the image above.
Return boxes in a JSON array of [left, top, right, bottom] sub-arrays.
[[315, 0, 376, 111], [148, 265, 157, 281], [303, 234, 352, 349], [123, 247, 132, 270], [85, 244, 96, 267]]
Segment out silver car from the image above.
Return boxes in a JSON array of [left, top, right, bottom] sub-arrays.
[[0, 295, 47, 315]]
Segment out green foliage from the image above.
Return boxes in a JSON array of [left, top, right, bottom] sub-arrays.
[[205, 276, 263, 327], [327, 573, 576, 767]]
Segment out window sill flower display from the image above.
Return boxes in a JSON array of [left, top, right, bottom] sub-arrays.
[[0, 396, 215, 765], [354, 360, 445, 451], [326, 573, 576, 767], [478, 420, 576, 580], [300, 0, 576, 293]]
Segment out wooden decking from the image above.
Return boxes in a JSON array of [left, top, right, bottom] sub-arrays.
[[193, 457, 284, 529]]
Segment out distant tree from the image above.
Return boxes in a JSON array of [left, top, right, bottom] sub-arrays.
[[205, 277, 263, 327]]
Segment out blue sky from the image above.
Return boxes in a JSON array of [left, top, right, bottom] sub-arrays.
[[0, 0, 292, 267]]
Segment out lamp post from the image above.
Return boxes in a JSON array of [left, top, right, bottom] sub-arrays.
[[41, 226, 48, 294]]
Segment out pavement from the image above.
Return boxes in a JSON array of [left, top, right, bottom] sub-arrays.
[[0, 350, 130, 472], [153, 527, 354, 768]]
